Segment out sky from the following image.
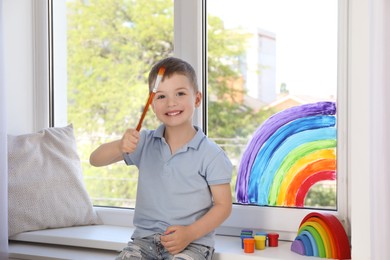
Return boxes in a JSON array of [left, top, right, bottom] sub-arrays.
[[207, 0, 338, 98]]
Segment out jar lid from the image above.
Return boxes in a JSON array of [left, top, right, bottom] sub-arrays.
[[268, 233, 279, 238]]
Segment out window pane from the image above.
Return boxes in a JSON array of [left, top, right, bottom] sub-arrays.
[[59, 0, 174, 207], [207, 0, 338, 209]]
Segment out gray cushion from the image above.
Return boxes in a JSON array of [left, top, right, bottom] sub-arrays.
[[8, 124, 101, 237]]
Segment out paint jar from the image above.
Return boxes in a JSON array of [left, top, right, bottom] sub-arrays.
[[254, 235, 266, 250], [255, 232, 268, 246], [268, 233, 279, 247], [243, 238, 255, 253], [240, 235, 253, 249]]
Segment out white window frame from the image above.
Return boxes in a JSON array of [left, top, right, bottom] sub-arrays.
[[35, 0, 350, 241]]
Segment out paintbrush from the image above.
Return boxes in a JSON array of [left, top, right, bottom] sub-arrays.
[[136, 66, 166, 131]]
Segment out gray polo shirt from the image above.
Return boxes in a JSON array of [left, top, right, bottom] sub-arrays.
[[123, 125, 232, 247]]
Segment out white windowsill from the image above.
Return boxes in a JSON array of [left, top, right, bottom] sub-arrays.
[[8, 207, 318, 260], [9, 225, 318, 260]]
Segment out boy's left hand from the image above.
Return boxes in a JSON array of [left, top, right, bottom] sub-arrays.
[[160, 225, 193, 255]]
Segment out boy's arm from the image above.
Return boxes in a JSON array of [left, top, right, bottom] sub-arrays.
[[161, 183, 232, 254], [89, 128, 140, 167], [189, 183, 232, 238], [89, 139, 123, 167]]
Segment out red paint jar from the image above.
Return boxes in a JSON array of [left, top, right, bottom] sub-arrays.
[[268, 233, 279, 247]]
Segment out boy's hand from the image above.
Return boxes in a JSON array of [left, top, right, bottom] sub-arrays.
[[120, 128, 140, 154], [160, 226, 194, 255]]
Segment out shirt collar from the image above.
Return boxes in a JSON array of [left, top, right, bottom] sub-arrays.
[[153, 124, 205, 150]]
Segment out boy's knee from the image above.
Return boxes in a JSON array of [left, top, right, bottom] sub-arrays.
[[116, 243, 143, 260]]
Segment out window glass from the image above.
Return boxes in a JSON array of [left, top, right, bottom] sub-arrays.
[[60, 0, 174, 207], [56, 0, 339, 211], [207, 0, 338, 209]]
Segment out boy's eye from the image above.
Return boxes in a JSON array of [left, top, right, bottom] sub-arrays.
[[177, 92, 186, 96], [156, 94, 165, 99]]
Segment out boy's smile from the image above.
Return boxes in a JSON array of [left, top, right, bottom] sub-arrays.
[[166, 110, 182, 116]]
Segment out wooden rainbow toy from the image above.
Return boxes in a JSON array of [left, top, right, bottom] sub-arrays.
[[291, 212, 351, 259]]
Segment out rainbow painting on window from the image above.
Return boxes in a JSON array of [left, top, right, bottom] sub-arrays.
[[236, 101, 337, 207]]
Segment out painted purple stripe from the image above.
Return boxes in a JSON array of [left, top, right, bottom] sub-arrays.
[[236, 102, 336, 203]]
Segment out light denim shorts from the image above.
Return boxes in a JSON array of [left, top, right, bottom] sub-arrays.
[[115, 233, 214, 260]]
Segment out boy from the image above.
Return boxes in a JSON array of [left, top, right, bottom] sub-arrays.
[[90, 57, 233, 259]]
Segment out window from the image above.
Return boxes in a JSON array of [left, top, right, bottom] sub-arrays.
[[207, 0, 339, 209], [204, 0, 348, 239], [53, 0, 349, 239]]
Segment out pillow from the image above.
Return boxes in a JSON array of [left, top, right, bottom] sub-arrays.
[[8, 124, 101, 237]]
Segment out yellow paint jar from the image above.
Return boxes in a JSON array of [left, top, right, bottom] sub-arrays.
[[254, 235, 266, 250]]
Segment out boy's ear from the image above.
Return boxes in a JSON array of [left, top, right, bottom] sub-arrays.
[[195, 91, 202, 108]]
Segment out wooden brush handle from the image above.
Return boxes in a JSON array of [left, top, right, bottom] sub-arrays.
[[136, 92, 156, 131]]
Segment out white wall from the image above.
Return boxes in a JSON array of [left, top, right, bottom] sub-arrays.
[[4, 0, 34, 135], [3, 0, 376, 258]]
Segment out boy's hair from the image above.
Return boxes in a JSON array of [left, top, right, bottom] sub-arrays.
[[148, 57, 199, 92]]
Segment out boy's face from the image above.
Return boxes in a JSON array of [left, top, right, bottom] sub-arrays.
[[151, 73, 201, 128]]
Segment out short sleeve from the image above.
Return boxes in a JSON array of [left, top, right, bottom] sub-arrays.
[[205, 150, 233, 186]]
